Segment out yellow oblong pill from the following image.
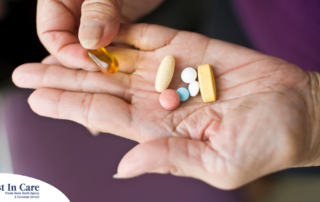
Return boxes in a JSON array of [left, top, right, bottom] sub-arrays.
[[155, 55, 175, 92], [198, 64, 216, 103]]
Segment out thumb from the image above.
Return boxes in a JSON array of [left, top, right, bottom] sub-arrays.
[[114, 138, 237, 189], [79, 0, 123, 49]]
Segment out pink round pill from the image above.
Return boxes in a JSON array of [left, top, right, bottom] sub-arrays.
[[159, 89, 180, 111]]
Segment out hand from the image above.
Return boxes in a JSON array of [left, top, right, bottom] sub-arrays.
[[37, 0, 164, 70], [13, 24, 320, 189]]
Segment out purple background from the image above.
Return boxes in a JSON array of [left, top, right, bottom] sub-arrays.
[[233, 0, 320, 72]]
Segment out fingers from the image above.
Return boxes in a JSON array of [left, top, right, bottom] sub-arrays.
[[37, 0, 98, 71], [116, 137, 253, 189], [79, 0, 123, 49], [12, 63, 132, 102], [114, 23, 179, 51], [41, 55, 62, 66], [116, 138, 207, 178], [40, 46, 145, 74], [115, 138, 240, 189], [28, 88, 136, 140]]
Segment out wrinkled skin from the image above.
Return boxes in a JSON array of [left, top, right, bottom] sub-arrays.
[[13, 24, 320, 189]]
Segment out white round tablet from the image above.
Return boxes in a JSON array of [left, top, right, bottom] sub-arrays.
[[188, 81, 200, 97], [181, 67, 197, 83]]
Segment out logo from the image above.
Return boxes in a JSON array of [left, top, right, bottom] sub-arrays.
[[0, 173, 69, 202]]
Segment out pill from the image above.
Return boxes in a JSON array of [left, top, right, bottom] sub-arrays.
[[181, 67, 197, 83], [159, 89, 180, 110], [188, 81, 200, 97], [88, 47, 119, 74], [155, 55, 175, 92], [198, 64, 216, 103], [176, 87, 190, 102]]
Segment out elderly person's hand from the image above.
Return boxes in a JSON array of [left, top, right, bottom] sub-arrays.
[[37, 0, 164, 70], [13, 24, 320, 189]]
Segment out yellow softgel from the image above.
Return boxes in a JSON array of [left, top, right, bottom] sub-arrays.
[[87, 47, 119, 74], [198, 64, 216, 103]]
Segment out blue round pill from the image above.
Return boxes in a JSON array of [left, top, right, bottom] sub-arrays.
[[176, 87, 190, 102]]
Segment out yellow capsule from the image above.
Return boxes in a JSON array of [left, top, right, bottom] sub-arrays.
[[87, 47, 119, 74]]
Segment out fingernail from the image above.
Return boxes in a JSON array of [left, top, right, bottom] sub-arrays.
[[113, 173, 124, 179], [80, 21, 104, 49], [87, 127, 100, 136], [113, 173, 141, 179]]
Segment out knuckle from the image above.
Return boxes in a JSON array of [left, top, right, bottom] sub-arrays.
[[82, 0, 120, 21], [80, 93, 94, 127], [75, 70, 88, 92]]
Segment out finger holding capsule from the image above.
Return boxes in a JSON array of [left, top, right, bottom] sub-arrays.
[[88, 47, 119, 75], [89, 47, 154, 74]]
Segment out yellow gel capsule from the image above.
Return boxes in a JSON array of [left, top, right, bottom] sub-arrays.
[[198, 64, 216, 103], [87, 47, 119, 74]]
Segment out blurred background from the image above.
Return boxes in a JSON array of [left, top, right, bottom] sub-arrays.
[[0, 0, 320, 201]]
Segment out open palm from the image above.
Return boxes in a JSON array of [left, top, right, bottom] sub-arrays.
[[13, 24, 319, 189]]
